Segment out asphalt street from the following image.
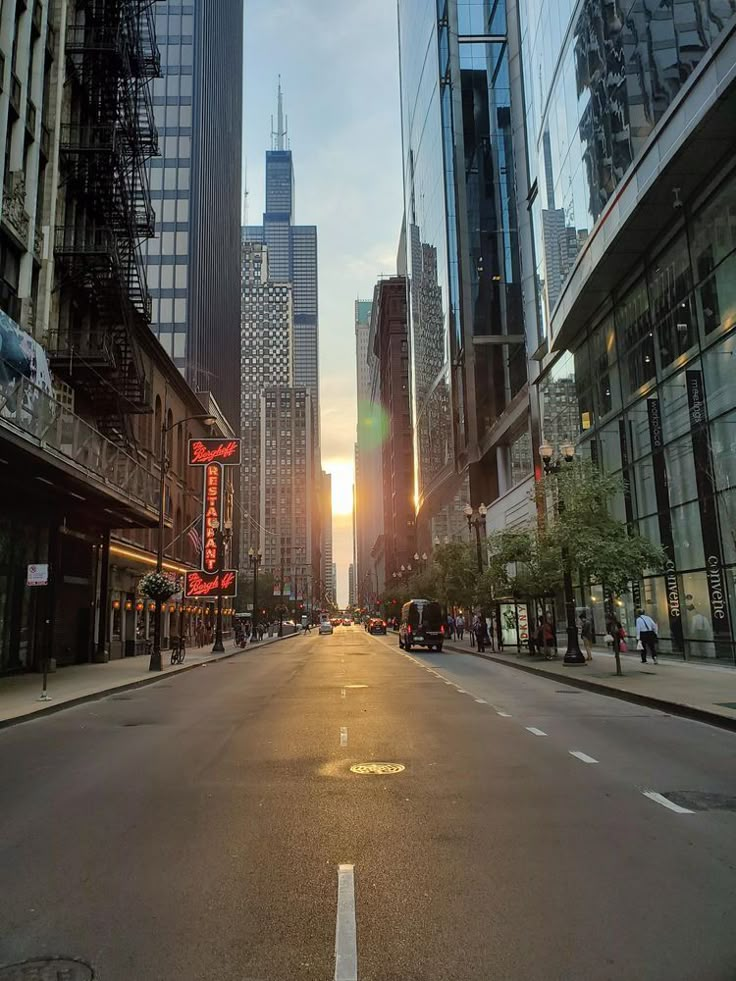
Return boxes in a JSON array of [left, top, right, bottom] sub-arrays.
[[1, 627, 735, 981]]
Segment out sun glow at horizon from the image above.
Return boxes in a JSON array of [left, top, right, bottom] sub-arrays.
[[325, 460, 354, 517]]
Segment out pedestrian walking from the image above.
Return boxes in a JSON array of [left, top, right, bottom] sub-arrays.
[[579, 612, 594, 662], [455, 614, 465, 641], [605, 613, 625, 655], [635, 608, 658, 663], [475, 614, 489, 653], [536, 614, 555, 660], [447, 613, 455, 640]]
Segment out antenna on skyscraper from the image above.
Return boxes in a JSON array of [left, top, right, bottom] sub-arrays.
[[271, 75, 287, 151]]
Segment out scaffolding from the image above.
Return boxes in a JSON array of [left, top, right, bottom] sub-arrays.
[[50, 0, 161, 446]]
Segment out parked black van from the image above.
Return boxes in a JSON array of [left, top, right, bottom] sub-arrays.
[[399, 599, 445, 652]]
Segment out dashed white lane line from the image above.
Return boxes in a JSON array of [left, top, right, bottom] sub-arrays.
[[340, 727, 348, 747], [569, 750, 598, 764], [497, 711, 512, 718], [456, 688, 467, 694], [475, 698, 488, 704], [526, 726, 547, 736], [334, 864, 358, 981], [643, 791, 694, 814]]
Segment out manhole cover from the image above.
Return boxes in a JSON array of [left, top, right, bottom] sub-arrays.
[[350, 762, 405, 775], [0, 960, 94, 980]]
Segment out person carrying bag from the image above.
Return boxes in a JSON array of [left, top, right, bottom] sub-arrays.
[[635, 609, 658, 664]]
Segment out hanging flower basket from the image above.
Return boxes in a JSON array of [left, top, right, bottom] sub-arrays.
[[139, 571, 180, 602]]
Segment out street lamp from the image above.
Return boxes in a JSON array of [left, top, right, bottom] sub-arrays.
[[150, 411, 216, 671], [539, 440, 585, 665], [464, 503, 488, 573], [248, 546, 262, 642], [211, 517, 232, 652]]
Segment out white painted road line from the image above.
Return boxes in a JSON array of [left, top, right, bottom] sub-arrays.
[[643, 791, 694, 814], [497, 711, 512, 718], [335, 863, 358, 981], [569, 750, 598, 764], [340, 727, 348, 747], [456, 688, 467, 694], [475, 698, 488, 704], [526, 726, 547, 736]]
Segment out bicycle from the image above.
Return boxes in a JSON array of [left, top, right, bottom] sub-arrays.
[[170, 637, 186, 665]]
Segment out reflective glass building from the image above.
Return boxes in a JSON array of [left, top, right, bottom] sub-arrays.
[[397, 0, 533, 547], [519, 0, 736, 660], [142, 1, 243, 431]]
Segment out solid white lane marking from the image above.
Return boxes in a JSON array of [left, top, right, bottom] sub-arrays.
[[456, 688, 467, 693], [335, 864, 358, 981], [643, 791, 694, 814], [526, 726, 547, 736], [340, 727, 348, 747], [497, 711, 512, 717], [475, 698, 488, 704], [341, 688, 346, 699], [444, 681, 453, 685], [569, 750, 598, 764]]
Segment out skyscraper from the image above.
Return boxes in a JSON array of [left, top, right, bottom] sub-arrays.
[[239, 241, 293, 559], [397, 1, 533, 546], [321, 472, 334, 605], [246, 84, 319, 414], [259, 388, 314, 585], [142, 2, 243, 430]]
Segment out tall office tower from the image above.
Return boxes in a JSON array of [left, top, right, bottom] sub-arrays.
[[374, 277, 415, 593], [239, 240, 293, 559], [320, 471, 334, 605], [353, 299, 378, 604], [348, 564, 356, 608], [514, 0, 736, 661], [397, 1, 534, 548], [246, 84, 319, 414], [259, 388, 314, 598], [141, 1, 243, 431]]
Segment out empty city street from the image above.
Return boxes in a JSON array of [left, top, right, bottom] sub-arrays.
[[1, 630, 735, 981]]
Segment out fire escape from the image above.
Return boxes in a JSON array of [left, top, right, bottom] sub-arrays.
[[50, 0, 161, 446]]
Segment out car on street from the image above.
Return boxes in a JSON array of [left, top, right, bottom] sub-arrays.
[[342, 618, 353, 627], [399, 599, 445, 652], [319, 620, 334, 635], [368, 617, 387, 635]]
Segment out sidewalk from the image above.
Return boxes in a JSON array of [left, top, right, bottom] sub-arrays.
[[0, 630, 299, 729], [443, 640, 736, 731]]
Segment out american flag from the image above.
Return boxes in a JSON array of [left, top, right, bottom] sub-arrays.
[[188, 525, 202, 554]]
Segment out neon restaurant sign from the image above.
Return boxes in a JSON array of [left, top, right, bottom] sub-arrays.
[[187, 437, 240, 598]]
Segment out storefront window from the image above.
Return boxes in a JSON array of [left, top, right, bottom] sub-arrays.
[[616, 279, 655, 397], [664, 437, 699, 507], [703, 331, 736, 420], [648, 231, 698, 372], [710, 412, 736, 492], [589, 316, 621, 419], [660, 367, 698, 443], [671, 502, 705, 570], [640, 575, 674, 654], [681, 572, 716, 660], [632, 457, 658, 518]]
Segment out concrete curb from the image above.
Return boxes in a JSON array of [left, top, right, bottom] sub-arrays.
[[443, 644, 736, 734], [0, 631, 300, 731]]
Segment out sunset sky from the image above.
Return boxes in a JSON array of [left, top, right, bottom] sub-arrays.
[[243, 1, 404, 605]]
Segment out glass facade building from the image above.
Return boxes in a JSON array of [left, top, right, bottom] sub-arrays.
[[519, 0, 736, 661], [397, 0, 531, 543], [142, 1, 243, 431]]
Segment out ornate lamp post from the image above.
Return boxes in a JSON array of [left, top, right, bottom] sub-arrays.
[[248, 546, 262, 642], [150, 411, 215, 671], [464, 503, 488, 573], [539, 440, 585, 665]]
